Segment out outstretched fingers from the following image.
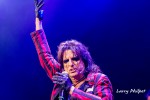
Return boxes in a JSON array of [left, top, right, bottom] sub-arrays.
[[37, 0, 44, 9]]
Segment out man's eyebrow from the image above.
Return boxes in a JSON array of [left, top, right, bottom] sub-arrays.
[[63, 59, 69, 63]]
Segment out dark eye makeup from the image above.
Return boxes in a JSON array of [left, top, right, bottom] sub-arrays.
[[72, 57, 80, 61], [63, 59, 69, 63], [63, 56, 80, 63]]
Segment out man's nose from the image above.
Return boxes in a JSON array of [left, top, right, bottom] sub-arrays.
[[68, 60, 74, 66]]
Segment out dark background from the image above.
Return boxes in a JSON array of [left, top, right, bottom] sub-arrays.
[[0, 0, 150, 100]]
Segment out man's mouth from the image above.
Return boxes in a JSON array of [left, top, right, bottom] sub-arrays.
[[69, 69, 76, 73]]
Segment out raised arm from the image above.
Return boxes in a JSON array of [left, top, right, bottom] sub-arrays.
[[31, 0, 61, 80]]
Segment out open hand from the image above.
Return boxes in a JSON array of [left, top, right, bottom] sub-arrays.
[[34, 0, 44, 20]]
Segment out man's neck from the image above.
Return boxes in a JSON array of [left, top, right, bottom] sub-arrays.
[[70, 74, 85, 86]]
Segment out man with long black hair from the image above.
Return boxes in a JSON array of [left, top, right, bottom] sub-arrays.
[[31, 0, 113, 99]]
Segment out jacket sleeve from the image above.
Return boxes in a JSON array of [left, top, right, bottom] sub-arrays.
[[71, 73, 113, 100], [30, 29, 61, 80]]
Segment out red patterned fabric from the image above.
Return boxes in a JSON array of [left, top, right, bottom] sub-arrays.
[[31, 29, 113, 100]]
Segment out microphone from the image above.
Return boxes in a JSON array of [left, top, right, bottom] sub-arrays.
[[58, 89, 64, 100], [58, 71, 68, 100]]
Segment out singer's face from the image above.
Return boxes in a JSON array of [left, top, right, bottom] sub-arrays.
[[63, 50, 85, 78]]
